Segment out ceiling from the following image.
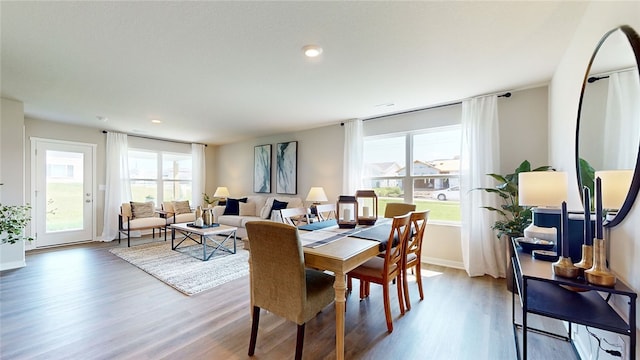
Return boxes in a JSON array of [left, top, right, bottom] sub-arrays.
[[1, 1, 589, 145]]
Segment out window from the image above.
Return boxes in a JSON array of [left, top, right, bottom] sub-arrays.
[[128, 149, 192, 206], [363, 125, 461, 223]]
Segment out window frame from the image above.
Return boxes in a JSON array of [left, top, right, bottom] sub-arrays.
[[363, 125, 461, 224]]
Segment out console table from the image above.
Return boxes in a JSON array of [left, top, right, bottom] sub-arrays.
[[511, 238, 636, 360]]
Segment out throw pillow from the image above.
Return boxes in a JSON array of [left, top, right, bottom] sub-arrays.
[[269, 199, 288, 218], [239, 202, 256, 216], [223, 197, 248, 216], [260, 197, 275, 219], [130, 201, 155, 219], [173, 200, 191, 214]]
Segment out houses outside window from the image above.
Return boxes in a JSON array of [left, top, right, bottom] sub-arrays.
[[128, 149, 192, 206], [363, 125, 461, 223]]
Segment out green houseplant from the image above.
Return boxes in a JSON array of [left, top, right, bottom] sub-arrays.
[[477, 160, 553, 238], [0, 203, 34, 244]]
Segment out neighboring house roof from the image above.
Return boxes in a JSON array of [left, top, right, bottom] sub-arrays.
[[427, 159, 460, 173], [364, 162, 402, 177]]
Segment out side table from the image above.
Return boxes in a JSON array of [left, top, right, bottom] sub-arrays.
[[511, 238, 636, 360]]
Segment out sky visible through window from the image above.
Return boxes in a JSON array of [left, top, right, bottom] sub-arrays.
[[364, 126, 460, 164]]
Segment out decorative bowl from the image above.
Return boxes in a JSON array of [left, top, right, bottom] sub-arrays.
[[515, 237, 555, 253]]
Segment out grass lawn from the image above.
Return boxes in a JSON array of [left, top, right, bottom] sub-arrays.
[[46, 182, 84, 231], [379, 198, 461, 222]]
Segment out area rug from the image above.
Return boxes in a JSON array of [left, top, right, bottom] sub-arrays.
[[109, 241, 249, 296]]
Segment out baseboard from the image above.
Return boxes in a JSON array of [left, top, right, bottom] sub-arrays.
[[422, 256, 464, 270]]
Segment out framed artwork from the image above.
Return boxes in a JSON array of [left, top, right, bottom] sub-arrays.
[[276, 141, 297, 194], [254, 144, 271, 193]]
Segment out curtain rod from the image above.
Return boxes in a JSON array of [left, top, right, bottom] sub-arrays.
[[101, 130, 207, 147], [588, 66, 637, 83], [342, 92, 512, 125]]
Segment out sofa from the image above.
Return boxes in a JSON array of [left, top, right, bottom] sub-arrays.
[[212, 195, 304, 238]]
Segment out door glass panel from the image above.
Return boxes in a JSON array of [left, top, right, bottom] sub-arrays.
[[45, 150, 84, 232]]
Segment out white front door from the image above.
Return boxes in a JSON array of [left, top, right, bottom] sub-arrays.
[[33, 139, 95, 247]]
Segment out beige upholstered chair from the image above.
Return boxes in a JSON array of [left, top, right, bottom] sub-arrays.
[[161, 201, 196, 225], [280, 207, 310, 226], [383, 202, 417, 218], [314, 203, 337, 221], [118, 202, 167, 247], [245, 221, 335, 360], [403, 210, 429, 310], [347, 213, 412, 333]]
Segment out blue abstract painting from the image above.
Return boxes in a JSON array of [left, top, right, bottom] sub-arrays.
[[254, 144, 271, 193], [276, 141, 297, 194]]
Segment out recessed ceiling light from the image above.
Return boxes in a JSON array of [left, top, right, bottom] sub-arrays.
[[151, 119, 162, 124], [302, 45, 323, 58]]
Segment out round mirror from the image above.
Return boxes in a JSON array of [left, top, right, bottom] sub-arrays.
[[576, 25, 640, 227]]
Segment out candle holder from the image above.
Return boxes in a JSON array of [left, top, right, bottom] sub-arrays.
[[553, 256, 580, 279], [336, 196, 358, 229], [573, 244, 593, 276], [355, 190, 378, 226], [585, 238, 616, 287]]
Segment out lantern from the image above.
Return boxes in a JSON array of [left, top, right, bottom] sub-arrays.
[[355, 190, 378, 225], [336, 195, 358, 228]]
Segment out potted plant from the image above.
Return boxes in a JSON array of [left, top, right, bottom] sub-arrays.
[[477, 160, 553, 239], [476, 160, 553, 292], [1, 203, 33, 271], [1, 203, 33, 244]]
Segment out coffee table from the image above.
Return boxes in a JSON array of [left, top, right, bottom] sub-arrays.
[[170, 223, 238, 261]]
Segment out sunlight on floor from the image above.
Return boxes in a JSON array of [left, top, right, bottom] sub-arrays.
[[406, 268, 443, 281]]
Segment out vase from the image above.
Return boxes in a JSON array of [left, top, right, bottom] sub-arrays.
[[585, 238, 616, 287]]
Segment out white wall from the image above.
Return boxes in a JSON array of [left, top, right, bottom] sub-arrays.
[[549, 2, 640, 358], [1, 98, 27, 270], [215, 123, 344, 203]]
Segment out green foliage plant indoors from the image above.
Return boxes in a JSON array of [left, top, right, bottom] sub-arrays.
[[476, 160, 553, 238], [0, 203, 34, 244]]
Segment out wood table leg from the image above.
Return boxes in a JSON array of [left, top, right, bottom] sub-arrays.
[[334, 272, 346, 360]]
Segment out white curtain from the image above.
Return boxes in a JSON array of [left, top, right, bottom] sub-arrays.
[[191, 143, 206, 207], [98, 132, 132, 241], [342, 119, 364, 194], [460, 95, 504, 278], [603, 71, 640, 169]]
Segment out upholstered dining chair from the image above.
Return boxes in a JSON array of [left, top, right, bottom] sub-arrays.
[[403, 210, 429, 310], [245, 221, 335, 360], [383, 202, 417, 218], [347, 213, 412, 333], [280, 207, 310, 226]]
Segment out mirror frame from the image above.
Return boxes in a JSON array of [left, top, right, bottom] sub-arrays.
[[575, 25, 640, 227]]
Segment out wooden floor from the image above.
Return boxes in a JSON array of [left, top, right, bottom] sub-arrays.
[[0, 238, 579, 360]]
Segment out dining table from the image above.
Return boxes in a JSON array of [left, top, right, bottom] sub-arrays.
[[297, 220, 392, 360]]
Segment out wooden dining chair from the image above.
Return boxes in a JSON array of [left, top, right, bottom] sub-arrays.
[[280, 207, 310, 226], [383, 202, 416, 218], [403, 210, 429, 310], [245, 221, 335, 360], [314, 203, 337, 221], [347, 213, 412, 333]]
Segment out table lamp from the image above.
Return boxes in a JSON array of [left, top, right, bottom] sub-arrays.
[[594, 170, 633, 219], [306, 187, 328, 216], [214, 186, 230, 205], [518, 171, 568, 244]]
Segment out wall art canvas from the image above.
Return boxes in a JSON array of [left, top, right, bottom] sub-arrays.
[[276, 141, 297, 195], [254, 144, 271, 193]]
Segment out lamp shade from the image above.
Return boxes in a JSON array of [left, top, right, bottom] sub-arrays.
[[213, 186, 230, 198], [518, 172, 568, 207], [306, 187, 328, 203], [595, 170, 633, 210]]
